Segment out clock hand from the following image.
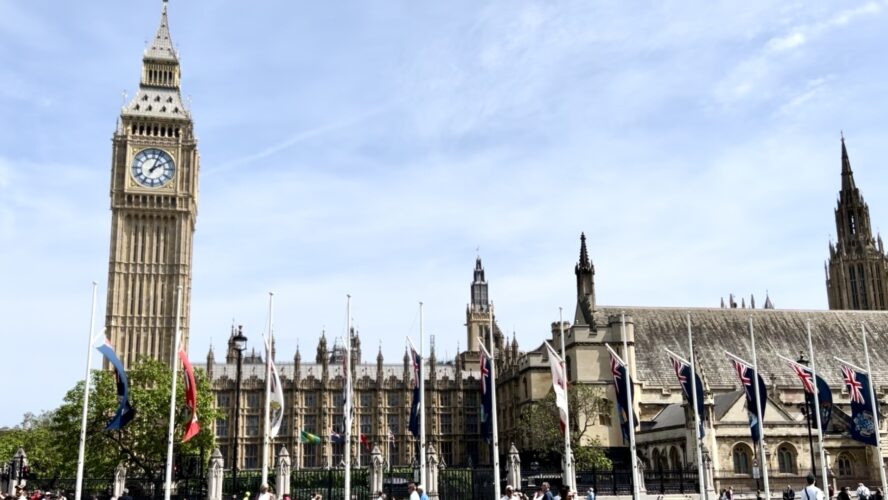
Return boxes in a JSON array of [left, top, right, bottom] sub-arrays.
[[148, 161, 164, 174]]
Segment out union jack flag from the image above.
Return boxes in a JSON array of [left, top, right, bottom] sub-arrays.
[[411, 348, 421, 389], [672, 357, 688, 385], [842, 365, 866, 404], [732, 359, 751, 387], [791, 363, 815, 394], [480, 353, 490, 395], [611, 354, 623, 393]]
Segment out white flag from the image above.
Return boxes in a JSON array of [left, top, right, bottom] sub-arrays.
[[545, 341, 569, 432], [269, 359, 285, 438]]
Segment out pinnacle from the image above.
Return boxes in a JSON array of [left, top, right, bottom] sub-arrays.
[[841, 134, 856, 192], [145, 2, 178, 61]]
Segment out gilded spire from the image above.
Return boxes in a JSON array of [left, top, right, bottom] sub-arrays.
[[145, 1, 178, 61]]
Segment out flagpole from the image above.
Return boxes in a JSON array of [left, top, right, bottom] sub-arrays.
[[557, 308, 574, 492], [345, 294, 353, 500], [262, 292, 274, 486], [804, 321, 829, 495], [862, 323, 888, 494], [687, 313, 707, 500], [419, 301, 427, 488], [75, 282, 99, 500], [621, 313, 640, 500], [487, 310, 502, 500], [749, 317, 770, 500], [164, 285, 183, 500]]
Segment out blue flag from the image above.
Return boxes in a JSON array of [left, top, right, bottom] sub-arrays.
[[97, 343, 136, 430], [789, 362, 832, 431], [670, 355, 706, 437], [408, 346, 422, 438], [841, 364, 879, 446], [610, 353, 637, 444], [731, 359, 767, 443], [480, 351, 493, 443]]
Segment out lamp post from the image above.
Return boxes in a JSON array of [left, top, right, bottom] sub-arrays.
[[232, 327, 248, 499], [796, 352, 816, 476]]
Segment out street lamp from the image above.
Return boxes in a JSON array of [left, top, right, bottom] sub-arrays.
[[797, 351, 816, 476], [231, 327, 248, 499]]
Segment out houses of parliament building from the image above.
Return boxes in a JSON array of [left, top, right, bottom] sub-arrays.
[[103, 2, 888, 481]]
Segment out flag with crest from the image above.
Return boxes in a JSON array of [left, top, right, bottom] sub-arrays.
[[839, 363, 878, 446], [480, 345, 494, 442], [787, 361, 832, 432], [668, 354, 706, 437], [408, 341, 422, 437], [545, 342, 570, 433], [731, 359, 767, 443], [610, 351, 637, 443]]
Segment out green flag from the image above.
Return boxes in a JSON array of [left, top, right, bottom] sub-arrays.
[[300, 430, 321, 444]]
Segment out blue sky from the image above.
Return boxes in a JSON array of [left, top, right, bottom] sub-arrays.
[[2, 0, 888, 426]]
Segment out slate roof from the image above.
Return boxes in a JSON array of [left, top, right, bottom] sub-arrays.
[[596, 306, 888, 389]]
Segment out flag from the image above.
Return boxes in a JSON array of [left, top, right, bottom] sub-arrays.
[[342, 340, 353, 431], [840, 363, 879, 446], [787, 362, 832, 431], [610, 351, 637, 443], [360, 433, 371, 451], [268, 356, 285, 439], [408, 343, 422, 437], [331, 430, 344, 444], [480, 347, 494, 442], [178, 350, 200, 442], [97, 342, 136, 430], [545, 342, 569, 433], [669, 354, 706, 437], [731, 359, 767, 443], [300, 430, 322, 444]]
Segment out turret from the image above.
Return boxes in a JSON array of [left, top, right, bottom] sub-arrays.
[[574, 233, 595, 326]]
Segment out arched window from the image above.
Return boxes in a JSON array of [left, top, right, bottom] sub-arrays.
[[652, 449, 662, 471], [732, 443, 752, 475], [837, 454, 854, 477], [777, 444, 797, 474], [669, 446, 682, 470], [522, 377, 528, 399]]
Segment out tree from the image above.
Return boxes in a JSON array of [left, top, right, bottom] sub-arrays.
[[517, 384, 612, 470], [1, 358, 218, 480]]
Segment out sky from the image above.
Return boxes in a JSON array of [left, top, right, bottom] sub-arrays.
[[1, 0, 888, 426]]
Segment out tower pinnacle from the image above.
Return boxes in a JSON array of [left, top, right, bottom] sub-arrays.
[[145, 1, 177, 62]]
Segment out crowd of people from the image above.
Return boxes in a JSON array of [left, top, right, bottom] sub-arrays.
[[0, 485, 68, 500], [716, 473, 884, 500]]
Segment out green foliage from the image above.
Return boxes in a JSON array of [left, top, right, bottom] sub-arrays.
[[517, 384, 612, 470], [0, 358, 218, 479]]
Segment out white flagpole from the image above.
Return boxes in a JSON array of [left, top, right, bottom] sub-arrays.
[[805, 321, 829, 496], [164, 285, 183, 500], [621, 313, 640, 500], [345, 295, 352, 500], [862, 324, 888, 494], [749, 317, 770, 500], [687, 313, 707, 500], [558, 308, 574, 492], [261, 292, 274, 486], [419, 302, 427, 488], [487, 307, 502, 499], [75, 282, 99, 500]]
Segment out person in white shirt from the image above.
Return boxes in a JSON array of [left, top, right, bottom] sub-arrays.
[[802, 473, 824, 500], [586, 488, 595, 500], [858, 484, 872, 500], [257, 484, 273, 500], [407, 483, 420, 500]]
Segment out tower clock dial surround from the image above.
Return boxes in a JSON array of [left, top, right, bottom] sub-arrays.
[[131, 147, 176, 187]]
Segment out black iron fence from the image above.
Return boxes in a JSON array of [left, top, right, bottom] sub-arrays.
[[438, 467, 495, 499], [644, 468, 700, 495], [521, 467, 698, 496], [290, 468, 370, 500]]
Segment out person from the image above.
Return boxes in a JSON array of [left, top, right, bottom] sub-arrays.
[[310, 494, 322, 500], [417, 484, 429, 500], [727, 487, 734, 500], [407, 483, 419, 500], [873, 489, 884, 500], [119, 489, 133, 500], [375, 491, 386, 499], [785, 484, 796, 500], [800, 473, 824, 500], [542, 482, 555, 500], [586, 488, 595, 500], [242, 491, 251, 500], [503, 485, 515, 500], [720, 490, 728, 500], [858, 484, 872, 500], [257, 484, 273, 500], [837, 487, 851, 500], [532, 487, 545, 500]]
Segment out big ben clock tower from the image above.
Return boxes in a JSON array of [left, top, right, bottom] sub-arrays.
[[105, 1, 199, 368]]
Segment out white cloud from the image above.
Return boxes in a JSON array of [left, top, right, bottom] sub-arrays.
[[767, 32, 806, 52]]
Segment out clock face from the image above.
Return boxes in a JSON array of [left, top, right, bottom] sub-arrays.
[[131, 148, 175, 188]]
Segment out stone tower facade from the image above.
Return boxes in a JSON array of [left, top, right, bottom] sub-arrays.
[[466, 257, 492, 354], [825, 137, 888, 310], [105, 2, 200, 368]]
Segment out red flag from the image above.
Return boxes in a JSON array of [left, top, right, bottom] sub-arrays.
[[360, 433, 370, 451], [178, 350, 200, 443]]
